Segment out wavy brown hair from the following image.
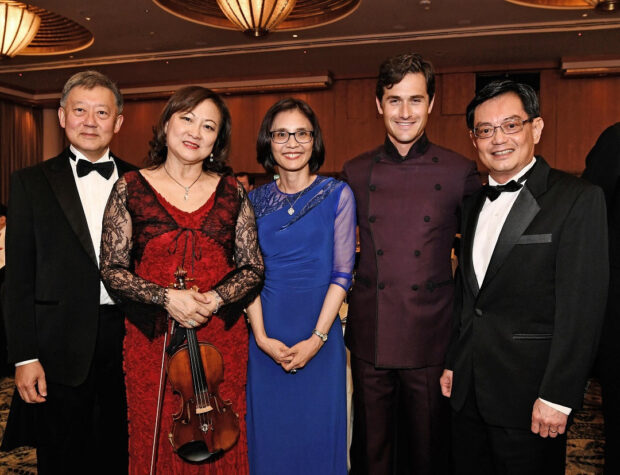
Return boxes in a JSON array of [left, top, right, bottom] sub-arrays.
[[147, 86, 232, 174]]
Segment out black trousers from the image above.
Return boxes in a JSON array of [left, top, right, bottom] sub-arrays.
[[35, 305, 128, 475], [596, 271, 620, 474], [349, 354, 450, 475], [452, 384, 566, 475]]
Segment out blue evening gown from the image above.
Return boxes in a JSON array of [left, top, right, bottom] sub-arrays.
[[247, 176, 356, 475]]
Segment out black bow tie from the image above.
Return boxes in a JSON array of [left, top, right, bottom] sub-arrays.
[[482, 180, 523, 202], [76, 159, 115, 179]]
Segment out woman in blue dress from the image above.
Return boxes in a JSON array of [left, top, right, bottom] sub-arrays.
[[246, 98, 356, 474]]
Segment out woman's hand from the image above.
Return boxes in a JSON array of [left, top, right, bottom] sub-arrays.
[[166, 288, 212, 328], [256, 336, 293, 366], [281, 336, 323, 373]]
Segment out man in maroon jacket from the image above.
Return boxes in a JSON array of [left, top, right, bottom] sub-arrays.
[[342, 53, 480, 474]]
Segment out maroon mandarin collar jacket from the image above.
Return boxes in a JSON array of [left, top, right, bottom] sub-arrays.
[[342, 136, 480, 368]]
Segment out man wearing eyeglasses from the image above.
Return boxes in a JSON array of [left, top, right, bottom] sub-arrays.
[[342, 53, 480, 475], [440, 80, 609, 473]]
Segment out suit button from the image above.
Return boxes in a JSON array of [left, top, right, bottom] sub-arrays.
[[369, 215, 376, 223], [432, 156, 439, 163], [411, 284, 419, 291], [369, 184, 376, 191], [378, 282, 385, 290], [435, 184, 442, 191], [424, 216, 431, 222], [414, 250, 421, 257], [377, 249, 383, 256], [474, 308, 483, 317]]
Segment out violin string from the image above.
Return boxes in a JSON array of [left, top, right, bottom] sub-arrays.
[[188, 329, 209, 428]]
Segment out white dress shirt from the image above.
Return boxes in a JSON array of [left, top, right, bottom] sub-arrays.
[[472, 157, 571, 416], [68, 145, 118, 305]]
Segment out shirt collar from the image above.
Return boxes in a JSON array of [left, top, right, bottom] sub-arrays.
[[383, 133, 430, 162], [69, 145, 113, 164], [488, 157, 536, 186]]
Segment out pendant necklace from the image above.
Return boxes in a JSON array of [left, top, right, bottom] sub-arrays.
[[164, 165, 202, 201], [280, 179, 312, 215]]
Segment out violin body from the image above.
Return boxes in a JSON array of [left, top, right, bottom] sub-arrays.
[[167, 340, 240, 463]]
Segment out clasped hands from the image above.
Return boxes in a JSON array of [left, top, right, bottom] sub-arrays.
[[257, 335, 323, 373], [166, 288, 220, 329]]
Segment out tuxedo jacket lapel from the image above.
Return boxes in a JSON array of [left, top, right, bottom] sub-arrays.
[[42, 150, 98, 266], [482, 188, 540, 288], [481, 158, 549, 290]]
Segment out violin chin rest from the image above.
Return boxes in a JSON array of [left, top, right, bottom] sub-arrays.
[[177, 441, 222, 463]]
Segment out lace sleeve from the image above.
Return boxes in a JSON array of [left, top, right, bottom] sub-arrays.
[[101, 176, 167, 306], [212, 183, 264, 325], [331, 183, 356, 291]]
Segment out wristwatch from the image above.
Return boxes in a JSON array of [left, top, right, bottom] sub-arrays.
[[312, 329, 328, 343]]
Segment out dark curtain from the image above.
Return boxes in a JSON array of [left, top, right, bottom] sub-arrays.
[[0, 100, 43, 205]]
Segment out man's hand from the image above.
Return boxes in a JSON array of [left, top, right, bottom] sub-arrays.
[[531, 398, 568, 438], [15, 361, 47, 403], [440, 369, 453, 397]]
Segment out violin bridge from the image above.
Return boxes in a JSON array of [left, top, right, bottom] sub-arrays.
[[196, 405, 213, 414]]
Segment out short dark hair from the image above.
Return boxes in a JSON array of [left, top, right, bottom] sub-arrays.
[[0, 203, 7, 217], [376, 53, 435, 102], [60, 70, 123, 114], [147, 86, 232, 174], [234, 172, 255, 185], [256, 98, 325, 174], [466, 80, 540, 130]]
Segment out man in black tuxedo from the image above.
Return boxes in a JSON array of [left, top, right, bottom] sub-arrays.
[[2, 71, 133, 474], [582, 122, 620, 474], [440, 80, 609, 474]]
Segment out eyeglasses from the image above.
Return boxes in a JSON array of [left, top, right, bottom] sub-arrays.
[[472, 118, 534, 139], [270, 130, 314, 144]]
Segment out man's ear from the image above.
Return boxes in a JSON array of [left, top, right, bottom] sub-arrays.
[[532, 117, 544, 145], [376, 97, 384, 116], [58, 107, 66, 129]]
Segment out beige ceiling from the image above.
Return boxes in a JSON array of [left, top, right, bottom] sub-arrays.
[[0, 0, 618, 96]]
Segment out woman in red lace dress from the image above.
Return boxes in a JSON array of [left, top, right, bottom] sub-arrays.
[[101, 86, 264, 474]]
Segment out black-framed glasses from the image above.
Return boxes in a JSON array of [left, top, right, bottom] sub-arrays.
[[473, 118, 534, 139], [270, 129, 314, 144]]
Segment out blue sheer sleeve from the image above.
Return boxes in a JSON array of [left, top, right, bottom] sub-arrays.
[[331, 183, 356, 290]]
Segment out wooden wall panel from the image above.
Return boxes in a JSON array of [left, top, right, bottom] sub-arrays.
[[76, 72, 620, 177], [110, 100, 166, 168], [554, 74, 620, 174], [441, 73, 476, 116]]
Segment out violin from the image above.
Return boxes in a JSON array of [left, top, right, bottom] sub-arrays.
[[165, 267, 240, 463]]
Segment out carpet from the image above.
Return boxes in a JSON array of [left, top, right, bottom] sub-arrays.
[[0, 376, 606, 474]]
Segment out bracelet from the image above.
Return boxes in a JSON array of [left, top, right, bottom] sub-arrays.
[[153, 287, 169, 307], [312, 329, 328, 343], [211, 291, 222, 314]]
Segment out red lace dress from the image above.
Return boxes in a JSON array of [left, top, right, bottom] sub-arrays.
[[101, 171, 264, 475]]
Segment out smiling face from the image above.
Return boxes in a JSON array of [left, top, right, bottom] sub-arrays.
[[471, 92, 544, 184], [58, 85, 123, 162], [164, 99, 221, 165], [269, 108, 314, 174], [376, 72, 434, 156]]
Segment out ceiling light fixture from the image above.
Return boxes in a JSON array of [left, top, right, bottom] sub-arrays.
[[153, 0, 360, 37], [0, 1, 41, 58], [216, 0, 296, 37], [505, 0, 617, 11]]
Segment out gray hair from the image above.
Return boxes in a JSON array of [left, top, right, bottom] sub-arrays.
[[59, 70, 123, 114]]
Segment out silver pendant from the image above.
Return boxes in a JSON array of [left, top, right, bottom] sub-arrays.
[[288, 207, 294, 215], [184, 187, 189, 201]]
